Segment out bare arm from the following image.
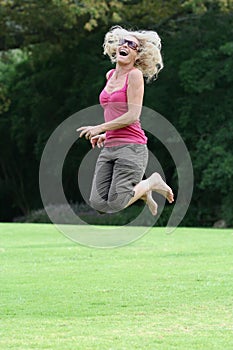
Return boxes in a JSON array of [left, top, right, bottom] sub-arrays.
[[99, 68, 144, 131], [77, 69, 144, 139]]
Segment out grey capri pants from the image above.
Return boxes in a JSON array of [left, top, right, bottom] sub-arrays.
[[89, 144, 148, 213]]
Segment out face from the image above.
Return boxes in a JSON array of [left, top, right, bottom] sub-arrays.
[[116, 35, 140, 65]]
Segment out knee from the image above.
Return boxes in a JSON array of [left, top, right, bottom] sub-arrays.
[[108, 202, 124, 213], [89, 191, 104, 211], [89, 197, 105, 212], [107, 194, 129, 213]]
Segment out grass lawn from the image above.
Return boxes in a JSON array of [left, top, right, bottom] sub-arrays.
[[0, 223, 233, 349]]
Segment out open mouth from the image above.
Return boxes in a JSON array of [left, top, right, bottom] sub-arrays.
[[119, 48, 129, 56]]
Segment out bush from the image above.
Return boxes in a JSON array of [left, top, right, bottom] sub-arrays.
[[14, 202, 180, 227], [14, 202, 145, 226]]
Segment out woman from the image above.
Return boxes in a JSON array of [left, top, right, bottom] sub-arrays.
[[77, 26, 174, 215]]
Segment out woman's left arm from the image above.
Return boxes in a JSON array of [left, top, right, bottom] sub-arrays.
[[77, 69, 144, 139]]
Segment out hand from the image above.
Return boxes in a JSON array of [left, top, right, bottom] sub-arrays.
[[90, 134, 106, 149], [76, 125, 104, 140]]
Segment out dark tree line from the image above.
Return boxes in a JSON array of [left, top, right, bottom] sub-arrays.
[[0, 0, 233, 226]]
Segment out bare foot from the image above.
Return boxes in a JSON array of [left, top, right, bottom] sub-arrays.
[[141, 191, 158, 216], [148, 172, 174, 203]]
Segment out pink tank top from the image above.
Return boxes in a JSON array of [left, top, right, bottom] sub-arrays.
[[99, 69, 147, 147]]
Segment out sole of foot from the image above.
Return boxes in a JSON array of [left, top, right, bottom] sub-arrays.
[[148, 173, 174, 204]]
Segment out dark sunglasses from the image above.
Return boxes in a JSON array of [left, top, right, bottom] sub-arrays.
[[118, 38, 139, 51]]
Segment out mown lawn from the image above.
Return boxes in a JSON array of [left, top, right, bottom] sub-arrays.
[[0, 223, 233, 349]]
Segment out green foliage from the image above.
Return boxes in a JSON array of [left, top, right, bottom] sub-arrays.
[[173, 13, 233, 225], [0, 1, 233, 226], [0, 0, 125, 51], [119, 0, 183, 27], [144, 9, 233, 226], [182, 0, 233, 14], [15, 202, 146, 225]]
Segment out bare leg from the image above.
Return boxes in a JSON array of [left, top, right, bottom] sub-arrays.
[[124, 179, 150, 208], [141, 191, 158, 216], [125, 172, 174, 210]]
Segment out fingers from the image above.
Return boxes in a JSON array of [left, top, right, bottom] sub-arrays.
[[91, 135, 100, 140], [76, 126, 90, 139], [77, 127, 105, 146], [97, 140, 104, 148], [76, 127, 86, 131], [77, 129, 86, 138], [81, 129, 96, 140], [90, 139, 96, 149], [96, 135, 104, 148], [81, 129, 91, 139], [77, 127, 104, 140], [90, 135, 100, 149]]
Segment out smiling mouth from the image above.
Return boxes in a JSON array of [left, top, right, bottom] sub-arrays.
[[119, 49, 129, 56]]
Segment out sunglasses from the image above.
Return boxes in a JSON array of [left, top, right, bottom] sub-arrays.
[[118, 38, 139, 51]]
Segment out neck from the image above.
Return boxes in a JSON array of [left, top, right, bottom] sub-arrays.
[[115, 62, 134, 78]]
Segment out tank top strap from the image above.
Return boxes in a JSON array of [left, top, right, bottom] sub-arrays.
[[125, 73, 129, 87], [124, 67, 136, 89]]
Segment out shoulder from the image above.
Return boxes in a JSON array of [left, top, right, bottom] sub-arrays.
[[128, 68, 144, 88], [128, 68, 144, 84], [106, 69, 115, 80]]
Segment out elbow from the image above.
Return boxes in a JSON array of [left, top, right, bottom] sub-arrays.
[[127, 105, 142, 124], [127, 112, 140, 124]]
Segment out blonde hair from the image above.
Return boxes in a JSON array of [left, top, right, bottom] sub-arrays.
[[103, 26, 164, 82]]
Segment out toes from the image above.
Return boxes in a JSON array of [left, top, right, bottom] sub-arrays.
[[167, 191, 174, 203]]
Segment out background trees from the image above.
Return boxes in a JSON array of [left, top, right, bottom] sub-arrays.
[[0, 0, 232, 226]]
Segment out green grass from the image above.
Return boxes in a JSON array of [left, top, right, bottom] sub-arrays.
[[1, 223, 233, 349]]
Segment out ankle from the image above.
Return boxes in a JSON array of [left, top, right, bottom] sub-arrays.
[[143, 179, 150, 193]]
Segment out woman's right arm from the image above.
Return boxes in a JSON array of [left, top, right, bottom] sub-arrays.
[[98, 69, 144, 131]]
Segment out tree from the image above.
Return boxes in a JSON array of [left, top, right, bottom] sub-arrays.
[[0, 0, 125, 51], [1, 0, 233, 225], [161, 10, 233, 225]]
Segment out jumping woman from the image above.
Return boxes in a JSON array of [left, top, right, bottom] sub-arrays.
[[77, 26, 174, 215]]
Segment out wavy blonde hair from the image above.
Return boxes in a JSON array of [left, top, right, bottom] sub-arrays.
[[103, 26, 164, 82]]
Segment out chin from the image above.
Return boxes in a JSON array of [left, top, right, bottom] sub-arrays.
[[117, 56, 131, 64]]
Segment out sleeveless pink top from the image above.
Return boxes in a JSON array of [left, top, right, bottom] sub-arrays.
[[99, 69, 147, 147]]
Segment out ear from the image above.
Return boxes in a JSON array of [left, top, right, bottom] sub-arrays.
[[135, 49, 141, 62]]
